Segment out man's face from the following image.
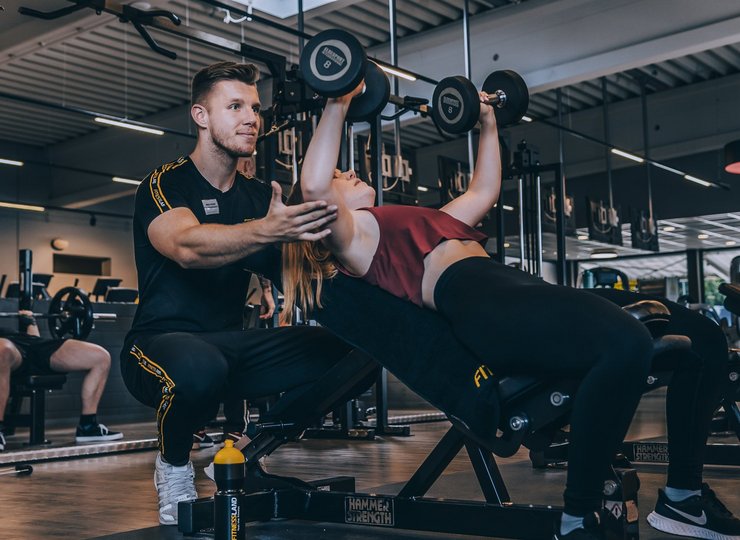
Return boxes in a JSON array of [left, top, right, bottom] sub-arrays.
[[201, 80, 261, 157]]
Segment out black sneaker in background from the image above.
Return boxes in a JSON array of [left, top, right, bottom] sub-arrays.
[[553, 512, 604, 540], [75, 423, 124, 443], [192, 430, 215, 449], [647, 484, 740, 540], [0, 430, 6, 452]]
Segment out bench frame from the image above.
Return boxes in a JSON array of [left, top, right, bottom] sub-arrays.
[[5, 374, 67, 446]]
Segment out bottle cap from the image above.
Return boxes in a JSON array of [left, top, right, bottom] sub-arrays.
[[214, 439, 245, 465]]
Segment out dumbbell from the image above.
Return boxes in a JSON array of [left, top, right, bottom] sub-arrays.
[[431, 70, 529, 133], [299, 29, 390, 122]]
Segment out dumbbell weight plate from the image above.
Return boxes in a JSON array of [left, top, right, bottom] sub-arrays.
[[48, 286, 94, 340], [299, 29, 367, 98], [482, 70, 529, 127], [432, 76, 480, 134], [347, 61, 390, 123]]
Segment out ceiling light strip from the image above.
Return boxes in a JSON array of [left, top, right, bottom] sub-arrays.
[[0, 158, 24, 167], [94, 117, 165, 135], [112, 177, 143, 186], [0, 201, 45, 212]]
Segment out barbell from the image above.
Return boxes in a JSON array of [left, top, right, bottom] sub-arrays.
[[299, 29, 529, 129], [0, 287, 116, 340]]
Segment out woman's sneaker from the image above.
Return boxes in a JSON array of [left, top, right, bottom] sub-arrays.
[[553, 512, 604, 539], [154, 452, 197, 525], [647, 484, 740, 540], [0, 431, 6, 452], [192, 430, 215, 449], [75, 423, 123, 443]]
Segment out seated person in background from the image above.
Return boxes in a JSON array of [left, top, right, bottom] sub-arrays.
[[282, 81, 740, 540], [0, 311, 123, 451]]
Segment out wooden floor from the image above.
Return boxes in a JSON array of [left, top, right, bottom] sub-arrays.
[[0, 392, 738, 540]]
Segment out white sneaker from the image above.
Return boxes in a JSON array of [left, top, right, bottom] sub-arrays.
[[154, 452, 197, 525]]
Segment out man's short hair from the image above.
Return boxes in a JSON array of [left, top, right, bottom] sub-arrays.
[[191, 62, 260, 106]]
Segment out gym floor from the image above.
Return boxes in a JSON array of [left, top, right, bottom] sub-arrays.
[[1, 391, 738, 540]]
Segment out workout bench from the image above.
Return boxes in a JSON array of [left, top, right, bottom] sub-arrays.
[[179, 274, 690, 539], [5, 373, 67, 446]]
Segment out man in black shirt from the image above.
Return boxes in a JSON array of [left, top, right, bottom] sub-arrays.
[[121, 62, 352, 525]]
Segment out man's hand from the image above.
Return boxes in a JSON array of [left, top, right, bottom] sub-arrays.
[[258, 277, 276, 320], [19, 309, 40, 337], [263, 181, 337, 242], [259, 291, 276, 320]]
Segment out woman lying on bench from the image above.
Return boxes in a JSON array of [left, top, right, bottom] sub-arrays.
[[281, 80, 740, 540]]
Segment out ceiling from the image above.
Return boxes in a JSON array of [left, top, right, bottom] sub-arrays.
[[3, 0, 740, 148], [0, 0, 521, 147]]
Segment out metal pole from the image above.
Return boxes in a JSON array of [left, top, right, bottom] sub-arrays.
[[348, 124, 355, 170], [535, 175, 543, 277], [518, 176, 526, 271], [291, 125, 299, 185], [19, 249, 32, 313], [555, 89, 567, 285], [601, 77, 614, 208], [686, 249, 705, 303], [496, 200, 506, 263], [389, 0, 402, 180], [640, 80, 654, 220], [339, 122, 349, 171], [463, 0, 475, 175], [371, 115, 383, 207], [297, 0, 304, 51]]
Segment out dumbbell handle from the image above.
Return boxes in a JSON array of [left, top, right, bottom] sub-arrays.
[[481, 89, 507, 108]]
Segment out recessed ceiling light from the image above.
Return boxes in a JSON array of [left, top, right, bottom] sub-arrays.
[[503, 243, 511, 248], [726, 241, 736, 246], [590, 248, 618, 259], [698, 234, 709, 239], [577, 234, 589, 240], [662, 226, 675, 232]]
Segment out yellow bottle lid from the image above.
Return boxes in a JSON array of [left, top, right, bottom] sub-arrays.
[[213, 439, 245, 465]]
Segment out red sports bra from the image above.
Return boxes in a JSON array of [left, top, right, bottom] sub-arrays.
[[343, 206, 487, 306]]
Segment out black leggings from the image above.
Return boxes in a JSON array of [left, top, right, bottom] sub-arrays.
[[586, 287, 728, 491], [435, 257, 655, 516], [121, 327, 351, 466]]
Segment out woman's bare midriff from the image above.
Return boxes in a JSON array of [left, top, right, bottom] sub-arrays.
[[422, 239, 489, 309]]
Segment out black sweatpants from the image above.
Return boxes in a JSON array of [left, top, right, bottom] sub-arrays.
[[434, 257, 655, 516], [121, 327, 351, 466], [587, 287, 728, 491]]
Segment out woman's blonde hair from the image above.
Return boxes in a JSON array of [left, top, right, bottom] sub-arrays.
[[281, 181, 338, 325]]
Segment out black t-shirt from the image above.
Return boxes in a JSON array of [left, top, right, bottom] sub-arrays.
[[128, 156, 281, 338]]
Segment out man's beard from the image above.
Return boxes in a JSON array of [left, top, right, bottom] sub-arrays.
[[211, 131, 254, 159]]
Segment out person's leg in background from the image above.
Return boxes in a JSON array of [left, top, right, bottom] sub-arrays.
[[192, 397, 247, 449], [121, 332, 229, 525], [47, 339, 123, 442], [0, 338, 23, 451], [222, 397, 248, 443], [588, 288, 740, 539]]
